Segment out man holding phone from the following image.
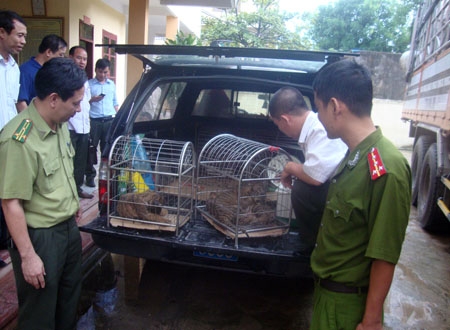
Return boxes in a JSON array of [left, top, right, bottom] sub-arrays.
[[85, 58, 119, 187]]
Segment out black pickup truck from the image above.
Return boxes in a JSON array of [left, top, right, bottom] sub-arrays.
[[80, 45, 354, 277]]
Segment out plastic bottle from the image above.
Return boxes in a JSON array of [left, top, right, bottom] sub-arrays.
[[118, 170, 128, 195], [130, 135, 155, 190]]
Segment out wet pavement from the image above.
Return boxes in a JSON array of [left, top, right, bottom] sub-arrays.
[[384, 208, 450, 329], [76, 206, 450, 330]]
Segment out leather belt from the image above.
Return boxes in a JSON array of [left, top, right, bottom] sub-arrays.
[[90, 116, 113, 122], [313, 274, 368, 294], [8, 216, 76, 250]]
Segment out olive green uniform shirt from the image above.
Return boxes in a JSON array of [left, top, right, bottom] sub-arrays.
[[311, 128, 411, 287], [0, 101, 79, 228]]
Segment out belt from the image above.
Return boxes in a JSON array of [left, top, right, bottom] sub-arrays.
[[313, 274, 368, 294], [8, 216, 76, 250], [90, 116, 114, 122]]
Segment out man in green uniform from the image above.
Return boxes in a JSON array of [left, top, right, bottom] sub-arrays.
[[310, 60, 411, 330], [0, 57, 87, 330]]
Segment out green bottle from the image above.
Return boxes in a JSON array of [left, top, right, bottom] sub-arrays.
[[118, 170, 128, 195]]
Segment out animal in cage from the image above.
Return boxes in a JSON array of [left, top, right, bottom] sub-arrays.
[[109, 135, 196, 233], [117, 191, 169, 222], [197, 134, 292, 240], [205, 180, 276, 228]]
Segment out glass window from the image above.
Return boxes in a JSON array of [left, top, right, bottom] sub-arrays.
[[135, 82, 186, 122], [192, 89, 232, 117], [234, 92, 269, 117], [192, 88, 312, 119]]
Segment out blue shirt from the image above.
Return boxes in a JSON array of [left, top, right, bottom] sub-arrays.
[[88, 78, 118, 118], [18, 57, 41, 105]]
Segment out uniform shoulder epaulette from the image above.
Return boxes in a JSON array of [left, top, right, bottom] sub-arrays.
[[12, 119, 33, 143], [368, 147, 386, 180]]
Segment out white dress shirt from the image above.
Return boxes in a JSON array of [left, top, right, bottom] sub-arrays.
[[68, 80, 91, 134], [298, 112, 348, 183], [0, 54, 20, 130]]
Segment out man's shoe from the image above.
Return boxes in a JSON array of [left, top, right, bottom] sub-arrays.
[[78, 190, 94, 199], [85, 178, 95, 187]]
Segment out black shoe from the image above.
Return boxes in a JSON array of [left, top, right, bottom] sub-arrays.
[[0, 259, 7, 268], [85, 178, 95, 187], [78, 190, 94, 199]]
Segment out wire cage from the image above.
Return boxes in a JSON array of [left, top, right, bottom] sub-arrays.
[[107, 135, 195, 234], [196, 134, 293, 247]]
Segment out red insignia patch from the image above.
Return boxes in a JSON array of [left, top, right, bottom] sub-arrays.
[[368, 148, 387, 180], [268, 146, 280, 153]]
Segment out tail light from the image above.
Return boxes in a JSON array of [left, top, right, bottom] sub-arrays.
[[98, 157, 109, 215]]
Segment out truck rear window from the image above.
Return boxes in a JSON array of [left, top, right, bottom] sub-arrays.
[[135, 82, 187, 122]]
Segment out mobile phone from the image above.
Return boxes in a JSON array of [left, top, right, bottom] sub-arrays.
[[99, 93, 105, 97]]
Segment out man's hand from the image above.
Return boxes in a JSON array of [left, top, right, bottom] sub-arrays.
[[357, 260, 395, 330], [280, 169, 294, 188], [355, 322, 383, 330], [90, 94, 104, 103], [21, 252, 46, 289], [280, 161, 322, 187], [2, 199, 46, 289], [75, 208, 82, 224]]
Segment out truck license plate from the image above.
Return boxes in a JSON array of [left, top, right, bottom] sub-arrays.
[[193, 251, 238, 261]]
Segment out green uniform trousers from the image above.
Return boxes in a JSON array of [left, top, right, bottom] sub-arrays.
[[310, 282, 367, 330], [9, 217, 82, 330]]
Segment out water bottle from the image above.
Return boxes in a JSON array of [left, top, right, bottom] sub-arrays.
[[118, 170, 128, 195], [130, 135, 155, 190]]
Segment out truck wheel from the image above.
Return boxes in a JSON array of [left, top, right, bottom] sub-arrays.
[[411, 135, 433, 206], [417, 143, 448, 231]]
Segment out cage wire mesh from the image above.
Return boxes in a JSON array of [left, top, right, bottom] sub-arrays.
[[196, 134, 293, 247], [107, 135, 195, 234]]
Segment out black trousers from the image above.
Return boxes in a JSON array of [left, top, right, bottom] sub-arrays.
[[85, 118, 113, 180], [9, 217, 82, 330], [290, 179, 330, 251], [69, 130, 89, 193], [0, 205, 7, 249]]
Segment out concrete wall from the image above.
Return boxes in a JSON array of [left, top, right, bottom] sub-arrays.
[[356, 51, 406, 101], [68, 0, 127, 102]]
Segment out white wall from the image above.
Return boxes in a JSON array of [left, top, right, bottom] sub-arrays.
[[69, 0, 127, 104]]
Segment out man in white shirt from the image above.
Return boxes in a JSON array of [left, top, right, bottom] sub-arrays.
[[0, 10, 26, 130], [0, 10, 27, 262], [68, 46, 93, 199], [269, 87, 348, 254], [0, 10, 26, 262]]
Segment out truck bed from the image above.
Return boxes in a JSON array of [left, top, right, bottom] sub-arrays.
[[81, 215, 311, 277]]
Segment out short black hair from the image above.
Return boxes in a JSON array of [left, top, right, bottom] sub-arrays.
[[38, 34, 67, 54], [268, 87, 309, 119], [69, 45, 87, 56], [0, 10, 26, 34], [35, 58, 87, 101], [313, 59, 373, 117], [95, 58, 111, 70]]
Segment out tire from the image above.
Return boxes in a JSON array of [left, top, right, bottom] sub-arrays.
[[417, 143, 448, 231], [411, 135, 433, 206]]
